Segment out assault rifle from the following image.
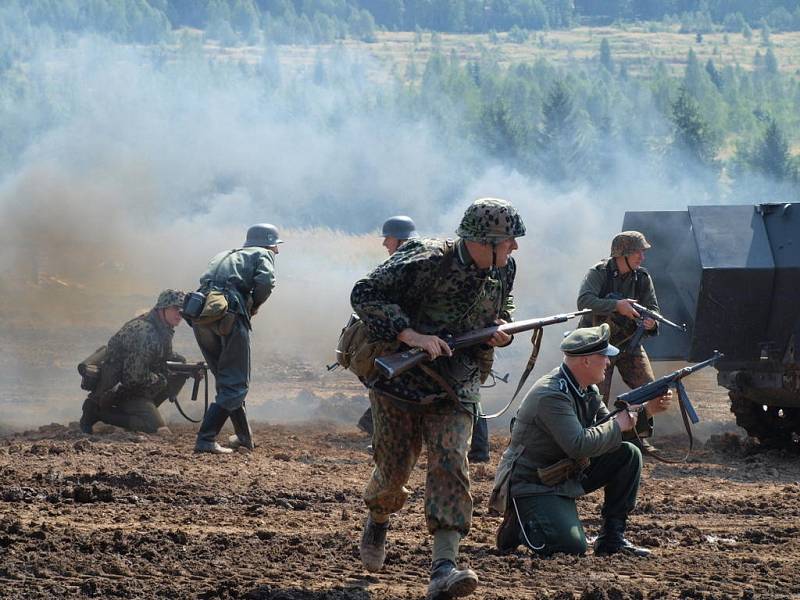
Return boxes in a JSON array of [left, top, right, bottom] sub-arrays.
[[165, 361, 209, 423], [374, 309, 592, 380], [597, 351, 723, 427], [605, 292, 687, 352]]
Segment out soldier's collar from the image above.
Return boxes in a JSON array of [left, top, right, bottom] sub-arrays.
[[559, 363, 586, 398], [455, 239, 474, 267]]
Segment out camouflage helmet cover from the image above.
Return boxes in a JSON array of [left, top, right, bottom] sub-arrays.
[[456, 197, 526, 243], [155, 289, 186, 310], [610, 231, 651, 257]]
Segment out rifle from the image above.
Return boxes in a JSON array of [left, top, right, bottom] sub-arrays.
[[165, 361, 209, 423], [597, 351, 723, 459], [604, 292, 687, 352], [374, 309, 592, 380]]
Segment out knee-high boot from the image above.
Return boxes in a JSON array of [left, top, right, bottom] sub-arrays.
[[194, 403, 233, 454]]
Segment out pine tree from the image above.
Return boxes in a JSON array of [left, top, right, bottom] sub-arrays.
[[670, 86, 719, 172], [705, 59, 722, 90], [534, 81, 587, 184], [750, 118, 794, 181], [599, 38, 613, 72]]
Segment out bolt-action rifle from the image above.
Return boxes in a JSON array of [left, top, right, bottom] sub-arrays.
[[374, 309, 592, 380], [165, 361, 209, 423]]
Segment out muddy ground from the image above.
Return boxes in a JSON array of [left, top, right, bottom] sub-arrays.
[[2, 410, 799, 600]]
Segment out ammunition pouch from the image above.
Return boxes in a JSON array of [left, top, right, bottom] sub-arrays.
[[474, 345, 495, 384], [78, 346, 108, 392], [335, 314, 400, 383], [536, 457, 590, 487], [182, 291, 206, 320]]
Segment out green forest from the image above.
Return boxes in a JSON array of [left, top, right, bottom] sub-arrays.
[[1, 0, 798, 220]]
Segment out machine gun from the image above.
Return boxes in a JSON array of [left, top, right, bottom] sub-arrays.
[[165, 361, 209, 423], [604, 292, 687, 352], [375, 309, 591, 380]]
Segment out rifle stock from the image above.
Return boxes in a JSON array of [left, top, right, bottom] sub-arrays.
[[374, 309, 591, 379]]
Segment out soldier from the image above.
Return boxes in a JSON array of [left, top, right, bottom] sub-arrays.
[[359, 215, 491, 464], [192, 224, 280, 454], [491, 324, 673, 558], [357, 215, 420, 437], [79, 289, 188, 434], [351, 198, 524, 599], [576, 231, 661, 454]]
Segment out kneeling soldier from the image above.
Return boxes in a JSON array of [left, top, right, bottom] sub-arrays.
[[490, 324, 672, 557], [79, 290, 188, 434]]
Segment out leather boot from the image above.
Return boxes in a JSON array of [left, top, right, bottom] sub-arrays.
[[594, 517, 651, 557], [426, 559, 479, 600], [359, 516, 389, 572], [228, 405, 255, 450], [194, 403, 233, 454], [495, 505, 521, 554], [79, 397, 99, 434]]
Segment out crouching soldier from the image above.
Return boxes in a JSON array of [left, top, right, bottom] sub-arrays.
[[490, 324, 672, 558], [79, 290, 188, 434]]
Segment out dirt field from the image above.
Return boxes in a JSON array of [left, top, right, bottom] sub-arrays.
[[2, 408, 799, 599]]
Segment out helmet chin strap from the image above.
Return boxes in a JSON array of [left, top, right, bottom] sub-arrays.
[[624, 255, 633, 273]]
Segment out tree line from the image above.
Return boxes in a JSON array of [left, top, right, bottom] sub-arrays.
[[5, 0, 800, 47]]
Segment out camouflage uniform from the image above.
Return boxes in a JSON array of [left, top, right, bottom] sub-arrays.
[[193, 225, 279, 454], [353, 199, 524, 588], [80, 290, 186, 433], [576, 232, 660, 407]]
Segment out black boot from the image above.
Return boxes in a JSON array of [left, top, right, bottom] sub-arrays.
[[79, 397, 99, 434], [426, 559, 479, 600], [194, 403, 233, 454], [359, 516, 389, 572], [594, 517, 651, 557], [228, 405, 255, 450], [495, 505, 521, 554]]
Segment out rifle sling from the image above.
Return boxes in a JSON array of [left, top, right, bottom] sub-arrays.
[[481, 327, 543, 420]]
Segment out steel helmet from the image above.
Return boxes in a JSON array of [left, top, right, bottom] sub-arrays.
[[611, 231, 651, 257], [456, 198, 526, 243], [381, 215, 419, 240], [244, 223, 283, 248]]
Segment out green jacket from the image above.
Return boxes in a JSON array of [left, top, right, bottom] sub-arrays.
[[491, 365, 622, 508], [199, 247, 276, 325], [576, 258, 660, 347], [351, 238, 515, 405]]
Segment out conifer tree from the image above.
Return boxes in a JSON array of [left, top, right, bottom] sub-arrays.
[[534, 81, 586, 184], [599, 38, 613, 72], [669, 86, 718, 172]]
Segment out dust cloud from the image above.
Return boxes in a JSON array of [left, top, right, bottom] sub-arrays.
[[0, 35, 727, 431]]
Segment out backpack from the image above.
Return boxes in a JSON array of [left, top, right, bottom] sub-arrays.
[[335, 314, 400, 383]]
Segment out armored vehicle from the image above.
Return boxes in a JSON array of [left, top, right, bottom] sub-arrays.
[[622, 203, 800, 447]]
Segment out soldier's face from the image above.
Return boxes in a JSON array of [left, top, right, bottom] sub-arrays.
[[492, 237, 518, 267], [163, 306, 183, 327], [626, 249, 645, 270], [383, 236, 401, 255], [584, 353, 611, 384]]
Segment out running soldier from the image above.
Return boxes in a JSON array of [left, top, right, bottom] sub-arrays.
[[192, 224, 280, 454], [351, 198, 524, 599]]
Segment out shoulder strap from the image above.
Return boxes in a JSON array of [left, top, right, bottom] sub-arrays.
[[599, 259, 615, 299]]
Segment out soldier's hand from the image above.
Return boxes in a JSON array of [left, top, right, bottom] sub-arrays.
[[642, 317, 656, 330], [615, 298, 641, 320], [398, 329, 453, 360], [645, 389, 673, 416], [488, 319, 512, 347], [613, 409, 638, 432]]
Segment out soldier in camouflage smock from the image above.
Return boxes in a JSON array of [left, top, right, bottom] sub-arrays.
[[352, 198, 525, 600], [576, 231, 661, 452], [79, 290, 187, 434]]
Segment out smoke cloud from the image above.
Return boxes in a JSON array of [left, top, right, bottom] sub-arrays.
[[0, 35, 731, 435]]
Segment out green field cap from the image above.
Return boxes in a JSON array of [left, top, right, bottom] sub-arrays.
[[560, 323, 620, 357]]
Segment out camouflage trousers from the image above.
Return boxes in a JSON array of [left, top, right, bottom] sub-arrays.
[[82, 374, 186, 433], [364, 389, 474, 536], [598, 346, 655, 405]]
